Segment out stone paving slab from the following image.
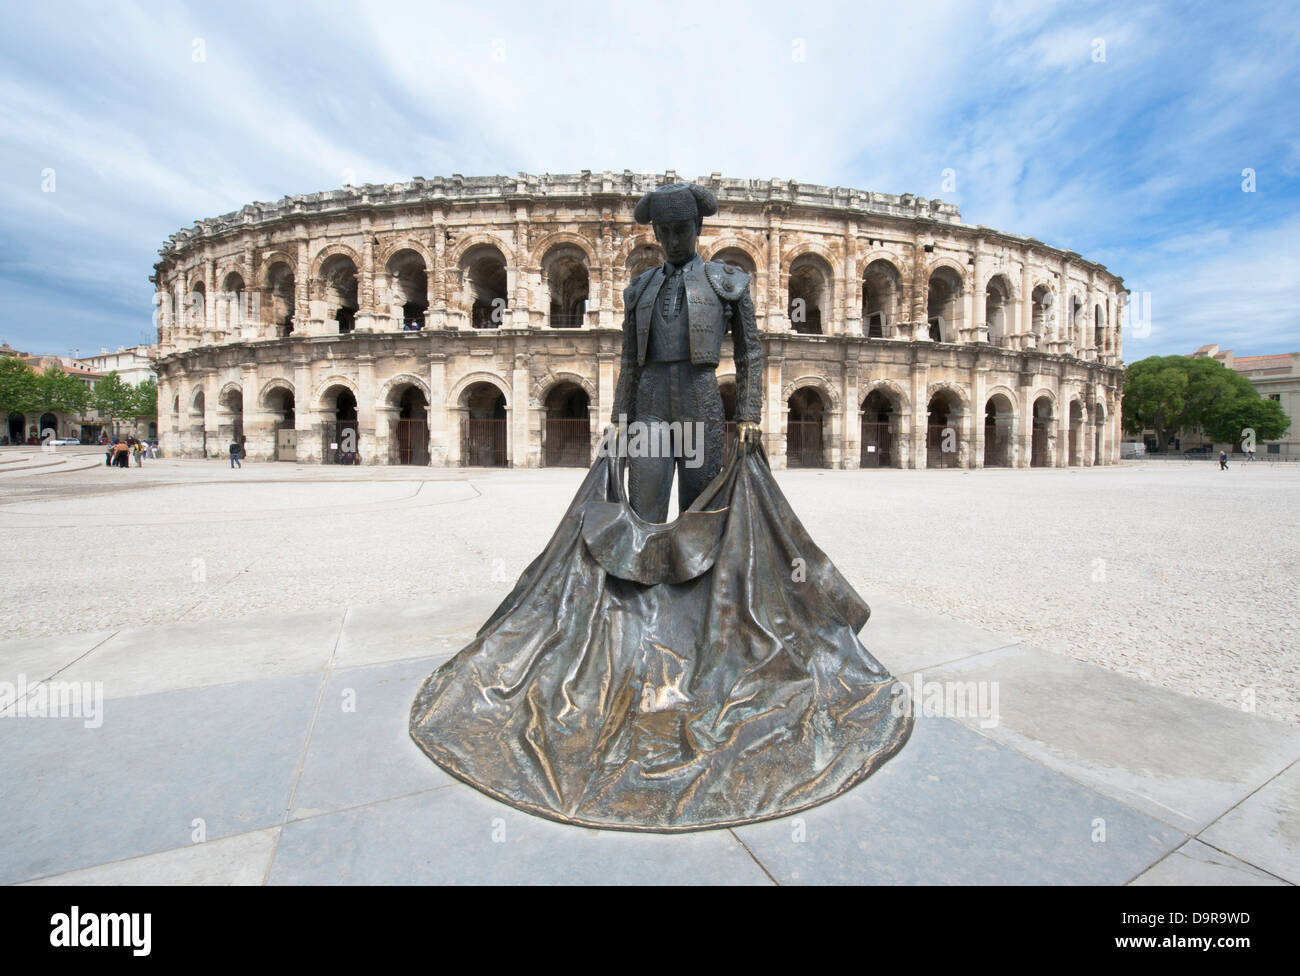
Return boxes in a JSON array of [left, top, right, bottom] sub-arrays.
[[269, 785, 774, 885], [1199, 760, 1300, 884], [333, 592, 508, 669], [2, 594, 1296, 885], [917, 643, 1300, 835], [1, 674, 319, 886], [0, 629, 116, 701], [859, 594, 1018, 675], [21, 829, 278, 886], [1128, 838, 1288, 886], [733, 716, 1186, 885], [53, 608, 346, 700], [290, 657, 453, 820]]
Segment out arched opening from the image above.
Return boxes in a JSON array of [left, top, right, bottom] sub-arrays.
[[985, 274, 1012, 345], [1032, 396, 1054, 467], [926, 390, 962, 468], [389, 384, 429, 465], [386, 249, 429, 330], [460, 382, 508, 466], [788, 256, 827, 335], [1094, 304, 1105, 352], [320, 385, 359, 464], [187, 280, 206, 333], [927, 268, 962, 341], [1069, 400, 1084, 466], [984, 394, 1014, 467], [462, 245, 508, 329], [1031, 285, 1052, 340], [39, 412, 58, 440], [862, 259, 902, 338], [221, 272, 246, 332], [6, 412, 25, 444], [860, 389, 901, 468], [718, 379, 738, 449], [265, 262, 295, 337], [219, 386, 244, 453], [319, 255, 359, 334], [1069, 296, 1085, 351], [626, 242, 666, 284], [543, 382, 591, 467], [544, 245, 589, 328], [265, 386, 296, 461], [190, 389, 207, 456], [786, 387, 827, 468]]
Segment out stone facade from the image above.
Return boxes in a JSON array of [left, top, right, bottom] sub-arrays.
[[152, 171, 1126, 468]]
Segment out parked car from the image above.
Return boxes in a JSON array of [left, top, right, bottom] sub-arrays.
[[1120, 440, 1146, 459], [49, 437, 81, 446]]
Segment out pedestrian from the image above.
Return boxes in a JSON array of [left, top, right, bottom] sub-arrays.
[[229, 438, 241, 469], [114, 438, 130, 468], [1219, 450, 1229, 471], [133, 441, 143, 467], [105, 442, 113, 466]]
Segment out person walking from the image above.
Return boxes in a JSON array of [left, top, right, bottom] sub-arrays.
[[114, 438, 129, 468], [1219, 450, 1229, 471], [133, 440, 144, 467], [229, 438, 241, 469]]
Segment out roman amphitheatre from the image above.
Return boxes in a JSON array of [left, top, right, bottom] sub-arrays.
[[151, 170, 1126, 469]]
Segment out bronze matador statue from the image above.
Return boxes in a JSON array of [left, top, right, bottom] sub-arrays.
[[609, 182, 764, 523]]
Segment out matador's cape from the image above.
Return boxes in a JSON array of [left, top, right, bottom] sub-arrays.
[[409, 439, 913, 831]]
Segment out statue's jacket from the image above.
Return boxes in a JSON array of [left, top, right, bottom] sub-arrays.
[[610, 255, 764, 425]]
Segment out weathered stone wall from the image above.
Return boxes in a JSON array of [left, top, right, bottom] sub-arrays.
[[153, 171, 1126, 468]]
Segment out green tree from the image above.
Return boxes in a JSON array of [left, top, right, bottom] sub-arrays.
[[0, 356, 37, 422], [92, 371, 135, 436], [1123, 354, 1292, 450], [130, 378, 158, 421], [31, 365, 90, 416]]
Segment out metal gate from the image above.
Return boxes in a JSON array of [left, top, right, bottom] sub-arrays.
[[391, 419, 429, 465], [323, 420, 360, 464], [1032, 421, 1050, 467], [1068, 427, 1079, 466], [984, 421, 1011, 467], [462, 418, 507, 466], [786, 420, 824, 468], [276, 426, 296, 461], [860, 421, 894, 468], [544, 418, 590, 466], [927, 424, 959, 468]]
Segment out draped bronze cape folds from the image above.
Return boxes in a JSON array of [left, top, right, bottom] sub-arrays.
[[409, 439, 913, 832]]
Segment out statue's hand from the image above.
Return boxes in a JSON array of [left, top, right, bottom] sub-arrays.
[[737, 422, 761, 451]]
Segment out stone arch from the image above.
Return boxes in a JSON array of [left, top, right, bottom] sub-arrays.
[[448, 370, 512, 410], [858, 378, 912, 419], [926, 257, 967, 284], [983, 385, 1022, 421], [983, 387, 1018, 467], [258, 378, 295, 408], [981, 268, 1020, 303], [926, 380, 971, 411], [780, 240, 839, 275], [782, 375, 842, 413], [786, 250, 835, 335], [216, 380, 243, 405], [1031, 281, 1055, 337], [377, 372, 431, 407], [926, 263, 966, 341], [531, 370, 597, 408], [378, 237, 435, 270], [258, 251, 297, 284], [447, 232, 515, 269], [861, 257, 905, 337], [856, 248, 907, 279], [529, 231, 599, 271], [308, 242, 364, 284], [701, 236, 764, 271], [312, 374, 359, 410], [612, 230, 661, 269], [1029, 387, 1059, 413], [190, 385, 207, 412]]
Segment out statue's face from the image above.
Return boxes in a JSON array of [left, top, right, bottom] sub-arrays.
[[653, 219, 699, 266]]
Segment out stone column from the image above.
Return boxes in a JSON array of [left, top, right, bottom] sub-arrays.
[[293, 356, 313, 463], [842, 345, 860, 469], [970, 238, 988, 343], [1020, 252, 1033, 352], [844, 221, 861, 336], [511, 356, 529, 467], [911, 362, 929, 469], [766, 211, 782, 331], [972, 368, 988, 468], [765, 344, 784, 467], [428, 354, 449, 466]]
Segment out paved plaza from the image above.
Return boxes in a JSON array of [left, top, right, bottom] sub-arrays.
[[1, 447, 1297, 884]]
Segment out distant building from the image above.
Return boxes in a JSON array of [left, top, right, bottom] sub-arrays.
[[77, 344, 157, 387], [1184, 344, 1298, 457]]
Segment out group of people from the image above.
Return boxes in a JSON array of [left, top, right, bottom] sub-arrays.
[[102, 435, 154, 468]]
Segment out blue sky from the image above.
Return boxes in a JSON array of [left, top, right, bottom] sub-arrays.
[[1, 0, 1296, 359]]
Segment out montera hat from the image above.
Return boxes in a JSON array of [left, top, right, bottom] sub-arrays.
[[633, 182, 718, 225]]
